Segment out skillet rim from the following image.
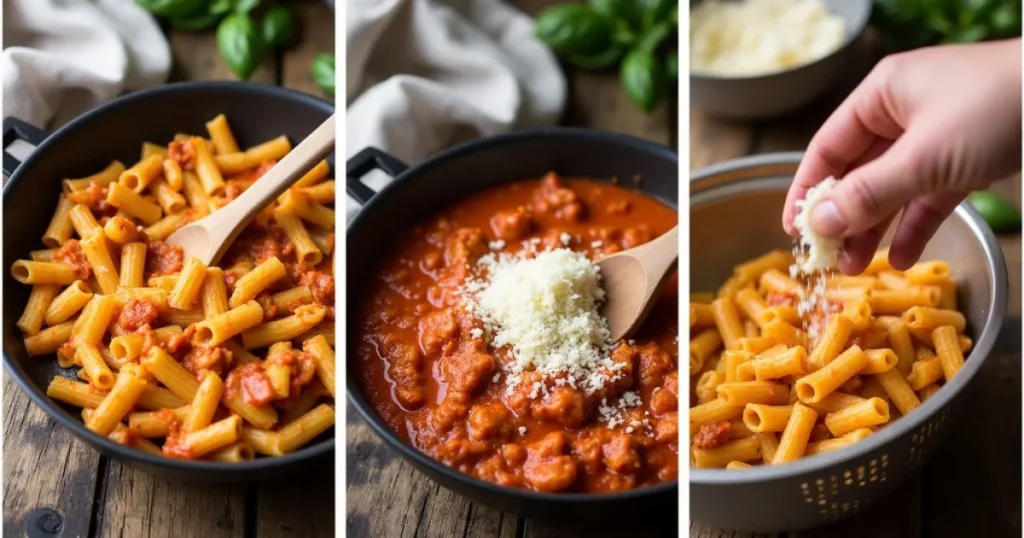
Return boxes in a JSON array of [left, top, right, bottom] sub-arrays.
[[2, 80, 336, 476], [346, 127, 680, 504]]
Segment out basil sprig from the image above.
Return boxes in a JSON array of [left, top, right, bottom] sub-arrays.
[[134, 0, 333, 95], [535, 0, 678, 112]]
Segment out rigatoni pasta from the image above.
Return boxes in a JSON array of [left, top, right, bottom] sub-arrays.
[[691, 249, 972, 467], [11, 115, 335, 461]]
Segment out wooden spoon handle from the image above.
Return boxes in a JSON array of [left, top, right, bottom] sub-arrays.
[[223, 113, 335, 233]]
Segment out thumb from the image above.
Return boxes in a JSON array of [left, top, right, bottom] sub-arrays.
[[810, 130, 934, 238]]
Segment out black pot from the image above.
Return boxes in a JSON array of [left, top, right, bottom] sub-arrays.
[[2, 81, 335, 482], [346, 128, 679, 519]]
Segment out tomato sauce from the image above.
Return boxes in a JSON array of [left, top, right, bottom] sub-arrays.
[[53, 239, 92, 280], [356, 174, 678, 493]]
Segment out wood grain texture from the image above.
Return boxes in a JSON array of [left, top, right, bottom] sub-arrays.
[[257, 470, 336, 538], [2, 374, 101, 538], [2, 5, 335, 537], [92, 462, 246, 538], [280, 1, 335, 97]]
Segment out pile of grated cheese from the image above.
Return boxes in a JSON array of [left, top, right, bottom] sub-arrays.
[[691, 0, 846, 77], [463, 247, 621, 397], [791, 176, 841, 342]]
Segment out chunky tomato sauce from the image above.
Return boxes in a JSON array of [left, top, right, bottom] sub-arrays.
[[356, 174, 679, 493]]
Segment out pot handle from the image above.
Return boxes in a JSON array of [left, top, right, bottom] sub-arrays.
[[3, 117, 48, 182], [346, 147, 409, 205]]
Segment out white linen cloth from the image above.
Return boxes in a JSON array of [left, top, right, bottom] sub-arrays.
[[346, 0, 567, 217], [2, 0, 172, 130]]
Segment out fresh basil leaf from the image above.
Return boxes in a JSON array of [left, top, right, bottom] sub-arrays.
[[640, 0, 674, 29], [135, 0, 206, 17], [233, 0, 260, 14], [211, 0, 233, 15], [262, 5, 297, 49], [969, 191, 1022, 233], [217, 13, 264, 80], [589, 0, 642, 27], [635, 21, 672, 53], [170, 11, 223, 31], [621, 47, 662, 112], [311, 53, 335, 97], [990, 2, 1022, 35], [568, 44, 626, 70], [611, 18, 637, 45], [535, 5, 614, 55], [943, 23, 988, 42]]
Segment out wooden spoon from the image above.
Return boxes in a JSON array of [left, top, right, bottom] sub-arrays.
[[166, 114, 335, 265], [598, 225, 679, 342]]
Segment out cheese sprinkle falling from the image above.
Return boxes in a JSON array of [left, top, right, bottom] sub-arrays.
[[463, 248, 619, 397], [793, 175, 841, 273], [792, 176, 841, 343]]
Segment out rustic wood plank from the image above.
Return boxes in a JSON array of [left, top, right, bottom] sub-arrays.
[[279, 0, 334, 96], [2, 374, 100, 537], [92, 461, 246, 538], [568, 71, 673, 144], [689, 521, 778, 538], [689, 108, 753, 170], [169, 27, 278, 84], [920, 325, 1022, 537], [256, 470, 335, 537], [524, 517, 676, 537]]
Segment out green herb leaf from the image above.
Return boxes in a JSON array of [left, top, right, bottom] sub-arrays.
[[211, 0, 233, 14], [589, 0, 642, 27], [233, 0, 260, 14], [311, 53, 335, 97], [666, 49, 678, 83], [567, 44, 626, 70], [170, 11, 223, 31], [535, 5, 614, 55], [640, 0, 674, 30], [990, 3, 1022, 35], [969, 191, 1022, 233], [943, 23, 989, 42], [262, 5, 297, 49], [217, 13, 264, 80], [135, 0, 206, 17], [620, 47, 662, 112], [635, 21, 672, 54]]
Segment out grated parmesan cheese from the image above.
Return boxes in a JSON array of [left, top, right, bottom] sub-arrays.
[[518, 426, 527, 436], [794, 176, 841, 273], [463, 248, 618, 397], [488, 240, 506, 250], [792, 176, 842, 344], [470, 328, 483, 339], [691, 0, 845, 77], [560, 232, 572, 245]]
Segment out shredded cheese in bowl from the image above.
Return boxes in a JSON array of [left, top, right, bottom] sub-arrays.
[[691, 0, 846, 77]]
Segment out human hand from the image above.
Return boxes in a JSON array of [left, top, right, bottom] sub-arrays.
[[782, 39, 1022, 275]]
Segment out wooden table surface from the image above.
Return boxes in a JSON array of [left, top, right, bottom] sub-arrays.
[[344, 2, 679, 537], [689, 34, 1022, 538], [2, 2, 336, 537]]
